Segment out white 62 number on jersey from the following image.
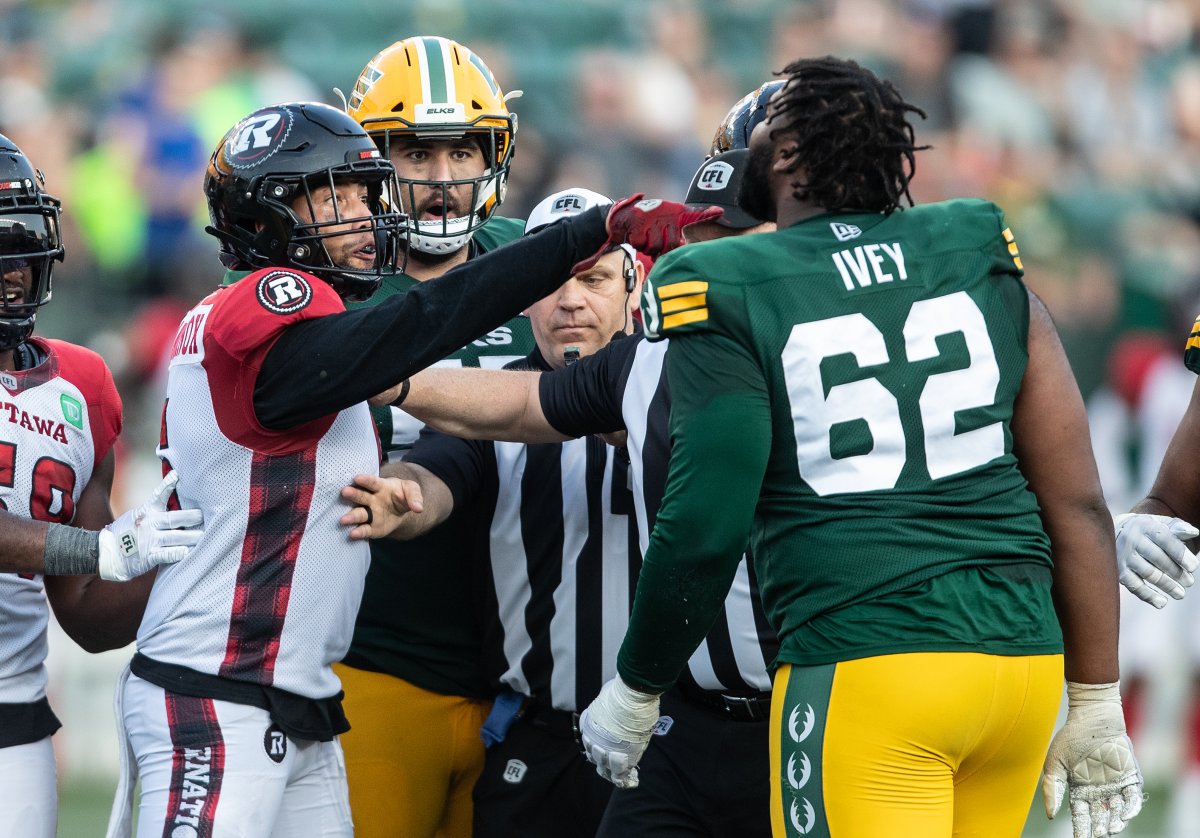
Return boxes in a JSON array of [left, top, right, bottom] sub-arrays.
[[782, 291, 1004, 496]]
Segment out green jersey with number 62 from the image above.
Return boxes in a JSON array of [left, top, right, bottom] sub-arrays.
[[631, 198, 1062, 677]]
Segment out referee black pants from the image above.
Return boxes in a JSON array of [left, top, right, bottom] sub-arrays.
[[597, 686, 771, 838], [473, 703, 612, 838]]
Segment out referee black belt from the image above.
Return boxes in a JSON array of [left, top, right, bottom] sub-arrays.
[[522, 701, 578, 740], [675, 681, 772, 723]]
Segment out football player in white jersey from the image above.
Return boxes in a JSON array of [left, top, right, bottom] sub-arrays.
[[107, 101, 704, 838], [0, 134, 203, 838]]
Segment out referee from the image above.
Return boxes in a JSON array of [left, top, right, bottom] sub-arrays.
[[368, 188, 646, 838], [345, 150, 779, 838]]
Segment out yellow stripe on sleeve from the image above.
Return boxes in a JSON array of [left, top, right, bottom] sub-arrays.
[[660, 293, 707, 315], [657, 280, 709, 299], [662, 308, 708, 330]]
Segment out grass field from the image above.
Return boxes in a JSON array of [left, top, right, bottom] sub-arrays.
[[56, 778, 1173, 837]]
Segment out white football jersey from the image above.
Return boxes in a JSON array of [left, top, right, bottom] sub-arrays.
[[0, 338, 122, 704], [138, 269, 377, 700]]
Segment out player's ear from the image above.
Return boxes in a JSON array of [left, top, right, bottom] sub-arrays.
[[773, 142, 800, 176]]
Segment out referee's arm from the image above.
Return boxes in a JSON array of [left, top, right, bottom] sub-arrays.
[[403, 367, 568, 443]]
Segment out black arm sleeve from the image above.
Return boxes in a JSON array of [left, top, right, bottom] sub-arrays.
[[254, 206, 609, 429], [404, 425, 491, 512], [538, 333, 640, 437]]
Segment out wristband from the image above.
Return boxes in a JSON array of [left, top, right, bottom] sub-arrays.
[[389, 379, 411, 408], [42, 523, 100, 576]]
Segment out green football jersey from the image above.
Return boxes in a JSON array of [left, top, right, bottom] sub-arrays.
[[345, 215, 537, 697], [620, 200, 1062, 689]]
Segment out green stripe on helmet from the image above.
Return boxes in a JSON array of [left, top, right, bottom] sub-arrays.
[[420, 37, 449, 103]]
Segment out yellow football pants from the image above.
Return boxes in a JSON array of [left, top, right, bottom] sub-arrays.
[[335, 663, 491, 838], [770, 652, 1064, 837]]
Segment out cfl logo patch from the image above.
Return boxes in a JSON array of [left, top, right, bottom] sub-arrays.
[[256, 271, 313, 314], [118, 532, 137, 558], [552, 195, 585, 212], [502, 759, 527, 784], [696, 161, 733, 191]]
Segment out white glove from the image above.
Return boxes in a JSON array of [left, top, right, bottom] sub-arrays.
[[578, 676, 661, 789], [1042, 681, 1144, 838], [98, 471, 203, 582], [1114, 512, 1199, 609]]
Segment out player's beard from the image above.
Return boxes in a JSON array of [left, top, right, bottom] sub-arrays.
[[737, 144, 777, 224]]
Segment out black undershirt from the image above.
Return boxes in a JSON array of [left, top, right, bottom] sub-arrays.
[[253, 206, 608, 430]]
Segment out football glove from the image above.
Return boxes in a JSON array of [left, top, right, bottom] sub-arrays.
[[1114, 512, 1199, 609], [571, 194, 723, 275], [577, 675, 661, 789], [98, 471, 203, 582], [1042, 681, 1144, 838]]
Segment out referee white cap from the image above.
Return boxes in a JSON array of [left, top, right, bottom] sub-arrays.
[[525, 187, 612, 236]]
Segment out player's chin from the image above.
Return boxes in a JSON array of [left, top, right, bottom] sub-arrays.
[[335, 250, 378, 272]]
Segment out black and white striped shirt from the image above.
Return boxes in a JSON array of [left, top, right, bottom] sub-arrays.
[[406, 349, 640, 712], [540, 333, 778, 693]]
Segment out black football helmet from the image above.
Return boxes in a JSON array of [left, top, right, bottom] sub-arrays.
[[0, 134, 63, 352], [709, 80, 787, 158], [204, 101, 406, 302]]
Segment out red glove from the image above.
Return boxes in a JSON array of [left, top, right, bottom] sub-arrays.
[[571, 194, 723, 275]]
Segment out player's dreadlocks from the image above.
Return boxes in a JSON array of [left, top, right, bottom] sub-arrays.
[[768, 56, 928, 214]]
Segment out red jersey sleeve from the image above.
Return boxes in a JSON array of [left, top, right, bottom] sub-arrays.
[[197, 268, 346, 453], [44, 339, 123, 470]]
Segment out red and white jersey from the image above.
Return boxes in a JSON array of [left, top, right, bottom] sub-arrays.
[[139, 268, 378, 700], [0, 339, 121, 704]]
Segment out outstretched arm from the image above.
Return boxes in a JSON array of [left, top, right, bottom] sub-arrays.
[[340, 462, 452, 541], [256, 207, 609, 429], [395, 367, 568, 443]]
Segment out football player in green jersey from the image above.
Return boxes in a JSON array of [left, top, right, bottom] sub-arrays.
[[337, 36, 533, 838], [579, 56, 1144, 838]]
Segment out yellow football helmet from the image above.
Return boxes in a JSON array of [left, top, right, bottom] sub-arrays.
[[347, 36, 517, 255]]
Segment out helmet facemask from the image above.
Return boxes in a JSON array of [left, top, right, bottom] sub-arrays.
[[257, 162, 407, 302], [0, 202, 62, 352], [367, 118, 515, 256]]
